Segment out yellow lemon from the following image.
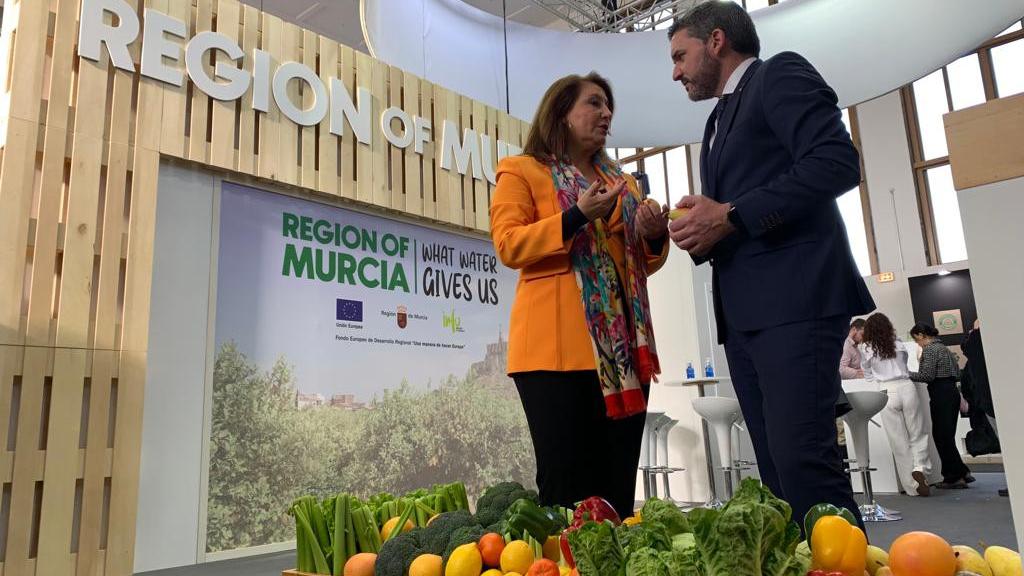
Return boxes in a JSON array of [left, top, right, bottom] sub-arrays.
[[668, 207, 690, 220], [445, 542, 482, 576], [409, 554, 443, 576], [481, 571, 504, 576], [500, 540, 534, 574]]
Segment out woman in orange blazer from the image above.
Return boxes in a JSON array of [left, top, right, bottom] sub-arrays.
[[490, 72, 669, 518]]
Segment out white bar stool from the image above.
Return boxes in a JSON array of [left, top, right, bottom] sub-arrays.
[[640, 412, 669, 499], [842, 391, 901, 522], [655, 418, 685, 504], [692, 396, 742, 507]]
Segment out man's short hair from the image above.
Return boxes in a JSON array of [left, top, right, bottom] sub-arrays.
[[850, 318, 867, 330], [667, 1, 761, 58]]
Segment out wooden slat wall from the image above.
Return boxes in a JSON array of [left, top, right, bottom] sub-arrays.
[[0, 1, 529, 574]]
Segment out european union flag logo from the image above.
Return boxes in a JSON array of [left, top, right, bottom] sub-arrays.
[[336, 299, 363, 322]]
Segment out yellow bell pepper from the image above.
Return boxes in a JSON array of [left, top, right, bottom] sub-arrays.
[[810, 515, 867, 576]]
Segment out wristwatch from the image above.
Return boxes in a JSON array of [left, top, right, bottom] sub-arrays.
[[726, 204, 747, 236]]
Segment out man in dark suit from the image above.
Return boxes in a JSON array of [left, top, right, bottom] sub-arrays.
[[665, 2, 876, 528]]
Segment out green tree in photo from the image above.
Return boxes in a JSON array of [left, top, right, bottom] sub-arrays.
[[205, 342, 536, 553]]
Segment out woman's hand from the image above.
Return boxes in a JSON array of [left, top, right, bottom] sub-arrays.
[[577, 179, 622, 221], [635, 199, 669, 240]]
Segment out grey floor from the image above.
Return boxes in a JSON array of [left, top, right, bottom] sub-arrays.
[[137, 473, 1015, 576], [867, 471, 1015, 550]]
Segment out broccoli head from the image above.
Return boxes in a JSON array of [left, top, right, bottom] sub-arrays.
[[442, 524, 487, 566], [420, 510, 478, 555], [375, 527, 427, 576], [473, 482, 538, 527]]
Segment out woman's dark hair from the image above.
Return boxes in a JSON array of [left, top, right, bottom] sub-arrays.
[[910, 323, 940, 339], [863, 313, 897, 360], [667, 1, 761, 57], [522, 72, 614, 162]]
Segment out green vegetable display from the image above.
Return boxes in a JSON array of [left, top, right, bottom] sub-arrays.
[[566, 520, 626, 576], [291, 482, 470, 575], [688, 478, 809, 576], [570, 479, 809, 576], [473, 481, 539, 527]]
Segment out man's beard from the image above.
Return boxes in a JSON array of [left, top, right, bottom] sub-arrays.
[[687, 48, 721, 102]]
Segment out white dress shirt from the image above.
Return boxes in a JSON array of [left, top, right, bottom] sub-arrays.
[[860, 340, 913, 384], [709, 56, 757, 149]]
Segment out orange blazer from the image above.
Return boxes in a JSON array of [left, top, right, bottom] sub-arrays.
[[490, 155, 670, 374]]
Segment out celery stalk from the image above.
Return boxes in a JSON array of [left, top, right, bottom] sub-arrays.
[[332, 495, 348, 576]]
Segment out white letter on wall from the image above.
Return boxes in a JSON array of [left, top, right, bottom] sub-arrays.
[[79, 0, 140, 72], [381, 107, 414, 149], [252, 49, 271, 112], [329, 78, 372, 144], [440, 120, 482, 180], [185, 31, 250, 101], [140, 10, 186, 85], [413, 116, 431, 155], [272, 62, 329, 126], [480, 134, 498, 185]]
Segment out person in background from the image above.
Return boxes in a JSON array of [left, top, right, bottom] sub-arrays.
[[840, 318, 866, 379], [962, 319, 1007, 497], [490, 72, 670, 518], [861, 313, 933, 496], [910, 323, 973, 489]]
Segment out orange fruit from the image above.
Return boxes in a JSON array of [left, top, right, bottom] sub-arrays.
[[888, 531, 957, 576], [527, 558, 561, 576], [478, 532, 505, 567], [343, 552, 377, 576], [380, 516, 414, 540], [409, 554, 442, 576]]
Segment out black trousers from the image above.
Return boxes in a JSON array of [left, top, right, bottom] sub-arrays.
[[724, 315, 863, 532], [928, 378, 971, 483], [513, 370, 647, 519]]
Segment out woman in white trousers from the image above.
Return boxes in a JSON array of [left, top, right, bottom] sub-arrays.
[[860, 313, 934, 496]]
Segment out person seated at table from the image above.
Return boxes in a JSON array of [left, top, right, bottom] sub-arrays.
[[860, 313, 933, 496]]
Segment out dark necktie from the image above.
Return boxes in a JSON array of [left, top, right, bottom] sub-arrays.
[[710, 93, 731, 148]]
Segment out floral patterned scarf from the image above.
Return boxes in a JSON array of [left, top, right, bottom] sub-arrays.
[[550, 154, 660, 419]]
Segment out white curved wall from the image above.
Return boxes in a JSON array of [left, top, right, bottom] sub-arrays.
[[362, 0, 1024, 146]]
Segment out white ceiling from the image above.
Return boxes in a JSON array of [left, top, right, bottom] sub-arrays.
[[239, 0, 567, 54]]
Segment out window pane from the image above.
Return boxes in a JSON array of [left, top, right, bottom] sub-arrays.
[[840, 108, 852, 134], [643, 153, 668, 205], [999, 21, 1022, 36], [665, 146, 691, 201], [992, 39, 1024, 98], [622, 161, 638, 178], [605, 148, 618, 160], [745, 0, 770, 11], [946, 54, 985, 110], [837, 188, 872, 276], [926, 165, 968, 263], [912, 70, 951, 159]]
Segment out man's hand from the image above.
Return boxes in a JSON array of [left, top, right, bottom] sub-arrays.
[[856, 369, 864, 379], [635, 200, 669, 240], [668, 195, 734, 256]]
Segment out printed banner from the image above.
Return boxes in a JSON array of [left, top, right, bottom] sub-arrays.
[[206, 182, 534, 552]]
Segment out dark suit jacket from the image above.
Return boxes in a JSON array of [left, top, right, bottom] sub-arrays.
[[698, 52, 875, 342]]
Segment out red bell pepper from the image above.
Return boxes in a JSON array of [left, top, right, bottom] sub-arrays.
[[572, 497, 620, 525], [560, 497, 621, 568]]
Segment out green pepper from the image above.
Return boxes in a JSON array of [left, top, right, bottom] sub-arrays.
[[804, 503, 858, 549], [506, 498, 560, 542]]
